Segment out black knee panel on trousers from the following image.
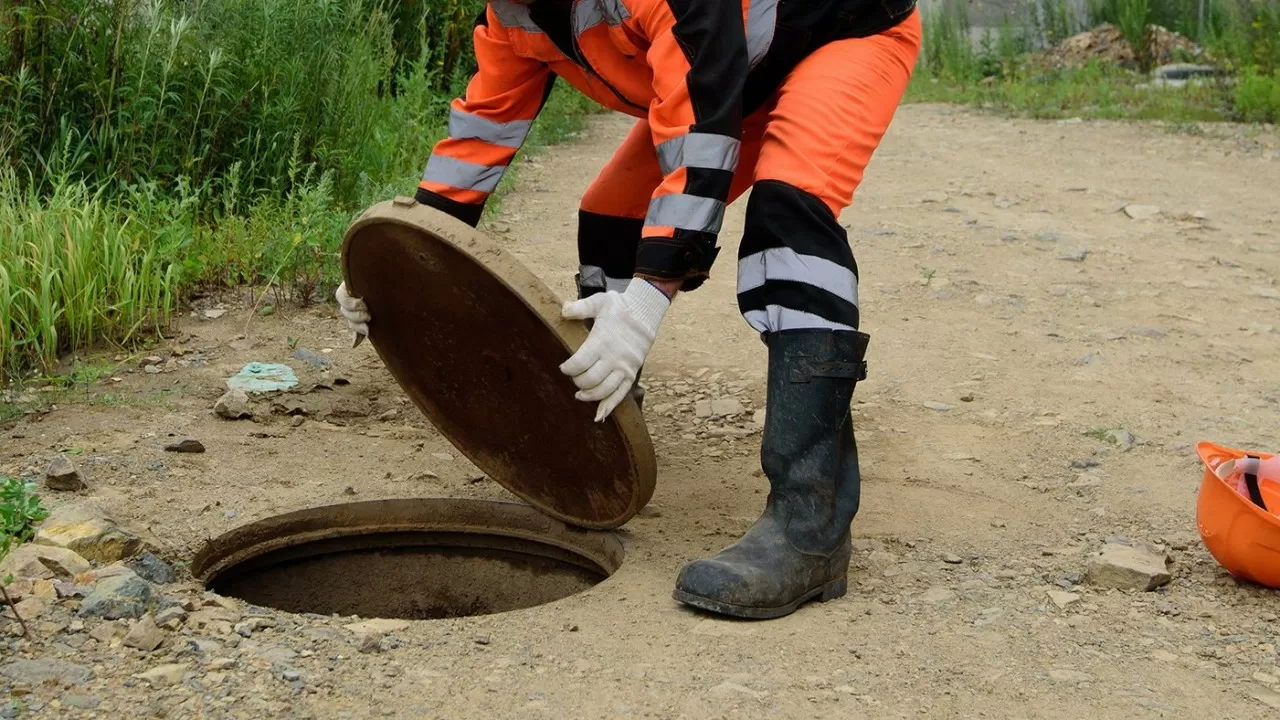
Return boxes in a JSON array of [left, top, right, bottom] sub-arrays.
[[576, 210, 642, 281], [737, 180, 861, 332]]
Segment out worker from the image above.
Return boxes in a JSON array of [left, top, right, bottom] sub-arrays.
[[336, 0, 921, 620]]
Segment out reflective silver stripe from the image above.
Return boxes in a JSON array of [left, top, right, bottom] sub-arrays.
[[644, 194, 725, 234], [737, 247, 859, 305], [448, 109, 531, 149], [578, 265, 632, 294], [423, 155, 504, 194], [601, 0, 631, 24], [744, 306, 857, 335], [746, 0, 779, 69], [492, 0, 542, 32], [573, 0, 605, 34], [656, 134, 741, 177], [574, 0, 628, 36]]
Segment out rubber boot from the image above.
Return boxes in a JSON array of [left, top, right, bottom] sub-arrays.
[[574, 269, 646, 410], [672, 329, 868, 619]]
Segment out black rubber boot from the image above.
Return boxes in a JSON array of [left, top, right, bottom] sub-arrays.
[[574, 269, 646, 410], [672, 329, 868, 619]]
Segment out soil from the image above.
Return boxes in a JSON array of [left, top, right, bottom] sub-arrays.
[[4, 105, 1280, 718]]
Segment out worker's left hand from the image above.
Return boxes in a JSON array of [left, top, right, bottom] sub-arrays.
[[335, 282, 371, 346], [560, 279, 670, 422]]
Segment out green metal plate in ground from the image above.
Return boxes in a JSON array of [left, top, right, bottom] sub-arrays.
[[339, 197, 657, 530]]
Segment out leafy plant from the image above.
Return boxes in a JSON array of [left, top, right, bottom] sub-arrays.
[[1, 475, 49, 552], [1235, 68, 1280, 121], [1, 475, 50, 635]]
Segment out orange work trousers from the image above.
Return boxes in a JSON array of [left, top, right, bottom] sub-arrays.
[[575, 10, 921, 335]]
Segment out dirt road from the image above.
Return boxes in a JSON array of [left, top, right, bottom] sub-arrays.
[[4, 105, 1280, 718]]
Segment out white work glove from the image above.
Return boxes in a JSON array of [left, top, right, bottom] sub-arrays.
[[335, 282, 370, 342], [560, 278, 670, 422]]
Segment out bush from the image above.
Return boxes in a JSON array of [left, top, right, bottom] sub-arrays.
[[1212, 0, 1280, 73], [1235, 69, 1280, 121], [0, 0, 488, 211], [0, 0, 599, 381]]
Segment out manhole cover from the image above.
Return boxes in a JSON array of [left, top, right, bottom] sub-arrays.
[[340, 198, 656, 529], [191, 499, 623, 620]]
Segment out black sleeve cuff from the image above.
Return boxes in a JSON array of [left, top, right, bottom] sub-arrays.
[[634, 230, 721, 292], [415, 187, 484, 228]]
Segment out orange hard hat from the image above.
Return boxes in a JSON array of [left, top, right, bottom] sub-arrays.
[[1196, 442, 1280, 589]]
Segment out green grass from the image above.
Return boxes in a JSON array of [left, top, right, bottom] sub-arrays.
[[0, 86, 595, 384], [2, 0, 475, 209], [1084, 426, 1129, 443], [906, 61, 1235, 121], [0, 173, 181, 382], [911, 0, 1280, 121], [0, 0, 599, 384], [1236, 68, 1280, 121], [911, 0, 1280, 122]]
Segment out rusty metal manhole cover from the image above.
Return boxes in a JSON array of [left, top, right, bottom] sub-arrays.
[[340, 198, 656, 529]]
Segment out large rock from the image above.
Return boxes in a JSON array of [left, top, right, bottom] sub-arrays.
[[0, 544, 92, 581], [126, 552, 175, 585], [1085, 543, 1172, 591], [78, 570, 154, 620], [35, 503, 143, 563], [45, 454, 87, 491], [1, 659, 93, 687], [214, 390, 254, 419], [163, 437, 205, 453], [123, 614, 166, 651], [189, 607, 240, 634], [154, 606, 188, 630], [709, 398, 744, 416]]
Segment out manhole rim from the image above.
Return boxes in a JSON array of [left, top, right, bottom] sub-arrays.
[[191, 497, 626, 588]]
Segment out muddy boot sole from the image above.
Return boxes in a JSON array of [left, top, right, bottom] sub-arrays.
[[671, 575, 847, 620]]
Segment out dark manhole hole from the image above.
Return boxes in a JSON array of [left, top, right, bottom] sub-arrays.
[[191, 498, 623, 620]]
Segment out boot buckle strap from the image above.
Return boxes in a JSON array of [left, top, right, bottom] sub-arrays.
[[789, 359, 868, 383]]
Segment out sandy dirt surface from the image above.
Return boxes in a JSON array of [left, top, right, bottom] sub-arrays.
[[3, 105, 1280, 719]]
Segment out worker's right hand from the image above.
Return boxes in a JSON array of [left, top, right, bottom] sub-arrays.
[[335, 282, 370, 338], [559, 279, 670, 422]]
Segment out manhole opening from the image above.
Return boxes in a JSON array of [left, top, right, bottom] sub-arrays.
[[191, 498, 624, 621]]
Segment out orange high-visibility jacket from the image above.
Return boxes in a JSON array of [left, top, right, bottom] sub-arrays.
[[417, 0, 914, 290]]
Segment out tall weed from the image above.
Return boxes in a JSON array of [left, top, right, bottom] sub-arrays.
[[1118, 0, 1154, 66], [923, 1, 979, 81], [0, 1, 598, 379], [0, 172, 181, 382], [0, 0, 458, 210]]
